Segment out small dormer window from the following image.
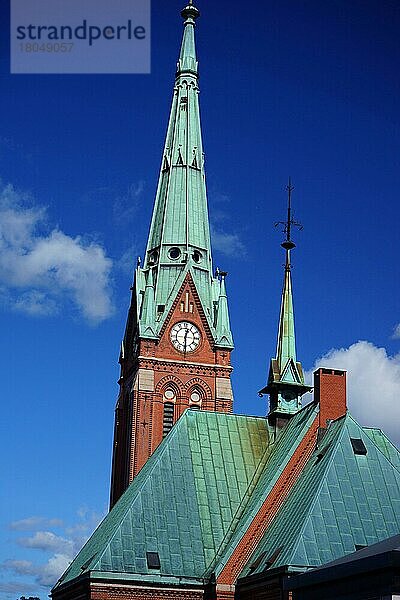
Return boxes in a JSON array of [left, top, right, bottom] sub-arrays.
[[146, 552, 160, 569], [350, 438, 367, 455]]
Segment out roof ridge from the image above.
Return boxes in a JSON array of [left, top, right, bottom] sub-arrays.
[[204, 402, 319, 578], [359, 420, 400, 474], [238, 415, 347, 577]]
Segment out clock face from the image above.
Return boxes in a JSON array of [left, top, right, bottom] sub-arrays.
[[170, 321, 201, 353]]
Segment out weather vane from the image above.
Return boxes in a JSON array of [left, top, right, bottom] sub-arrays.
[[275, 177, 303, 250]]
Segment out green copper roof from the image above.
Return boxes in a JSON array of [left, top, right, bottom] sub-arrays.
[[276, 253, 296, 373], [125, 2, 233, 349], [54, 411, 270, 590], [240, 413, 400, 577], [363, 427, 400, 469], [54, 405, 400, 594], [209, 401, 319, 578]]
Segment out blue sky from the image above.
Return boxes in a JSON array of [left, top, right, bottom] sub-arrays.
[[1, 0, 399, 597]]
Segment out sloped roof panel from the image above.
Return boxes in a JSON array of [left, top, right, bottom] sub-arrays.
[[240, 414, 400, 578], [55, 410, 270, 589]]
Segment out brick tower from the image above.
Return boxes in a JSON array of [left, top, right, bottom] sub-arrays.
[[110, 2, 234, 508]]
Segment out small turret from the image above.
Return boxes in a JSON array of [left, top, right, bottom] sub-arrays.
[[259, 180, 312, 427], [215, 270, 234, 348], [140, 268, 157, 338]]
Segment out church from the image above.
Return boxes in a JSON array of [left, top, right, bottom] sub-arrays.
[[51, 3, 400, 600]]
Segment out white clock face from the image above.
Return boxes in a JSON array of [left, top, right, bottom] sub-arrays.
[[170, 321, 201, 353]]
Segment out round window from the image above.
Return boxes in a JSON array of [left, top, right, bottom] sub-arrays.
[[190, 391, 201, 403], [192, 250, 202, 263], [168, 247, 181, 260], [164, 389, 175, 400]]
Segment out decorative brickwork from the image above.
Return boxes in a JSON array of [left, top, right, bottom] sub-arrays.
[[110, 272, 233, 507], [90, 583, 204, 600], [51, 579, 204, 600]]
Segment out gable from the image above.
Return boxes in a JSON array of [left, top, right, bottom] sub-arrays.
[[157, 271, 216, 355]]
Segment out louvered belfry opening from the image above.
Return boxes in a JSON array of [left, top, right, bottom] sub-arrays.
[[163, 402, 174, 437]]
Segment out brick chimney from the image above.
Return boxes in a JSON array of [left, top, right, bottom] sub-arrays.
[[314, 368, 347, 428]]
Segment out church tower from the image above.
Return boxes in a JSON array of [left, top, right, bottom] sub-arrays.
[[259, 181, 311, 429], [110, 2, 234, 508]]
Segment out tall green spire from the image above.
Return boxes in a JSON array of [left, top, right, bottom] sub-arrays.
[[260, 181, 311, 422], [132, 2, 233, 349]]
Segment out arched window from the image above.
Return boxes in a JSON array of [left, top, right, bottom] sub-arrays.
[[190, 390, 201, 403], [163, 402, 174, 437]]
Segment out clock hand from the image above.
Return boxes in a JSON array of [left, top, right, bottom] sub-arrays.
[[183, 329, 189, 353]]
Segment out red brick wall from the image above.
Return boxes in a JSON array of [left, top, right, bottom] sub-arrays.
[[111, 272, 234, 504], [90, 582, 204, 600], [52, 580, 204, 600], [313, 368, 347, 429]]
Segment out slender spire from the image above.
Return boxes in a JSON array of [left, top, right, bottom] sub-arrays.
[[140, 267, 157, 338], [215, 271, 234, 348], [130, 2, 233, 349], [178, 2, 200, 75], [275, 178, 301, 371], [260, 181, 311, 423]]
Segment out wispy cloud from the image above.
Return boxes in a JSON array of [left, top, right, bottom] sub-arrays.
[[16, 531, 74, 555], [9, 516, 63, 531], [2, 507, 105, 595], [209, 190, 246, 258], [392, 323, 400, 339], [0, 181, 114, 323], [1, 555, 71, 587], [113, 181, 145, 226], [210, 224, 246, 258], [305, 340, 400, 446], [116, 245, 139, 276], [0, 580, 37, 595]]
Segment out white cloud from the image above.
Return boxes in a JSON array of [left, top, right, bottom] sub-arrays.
[[9, 516, 63, 531], [14, 290, 58, 316], [3, 507, 105, 593], [306, 341, 400, 446], [1, 554, 72, 588], [1, 559, 36, 576], [0, 182, 114, 322], [392, 323, 400, 339], [39, 553, 72, 586], [17, 531, 74, 555], [210, 224, 246, 257]]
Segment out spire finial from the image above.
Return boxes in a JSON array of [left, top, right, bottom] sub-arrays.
[[275, 178, 303, 253], [181, 0, 200, 23]]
